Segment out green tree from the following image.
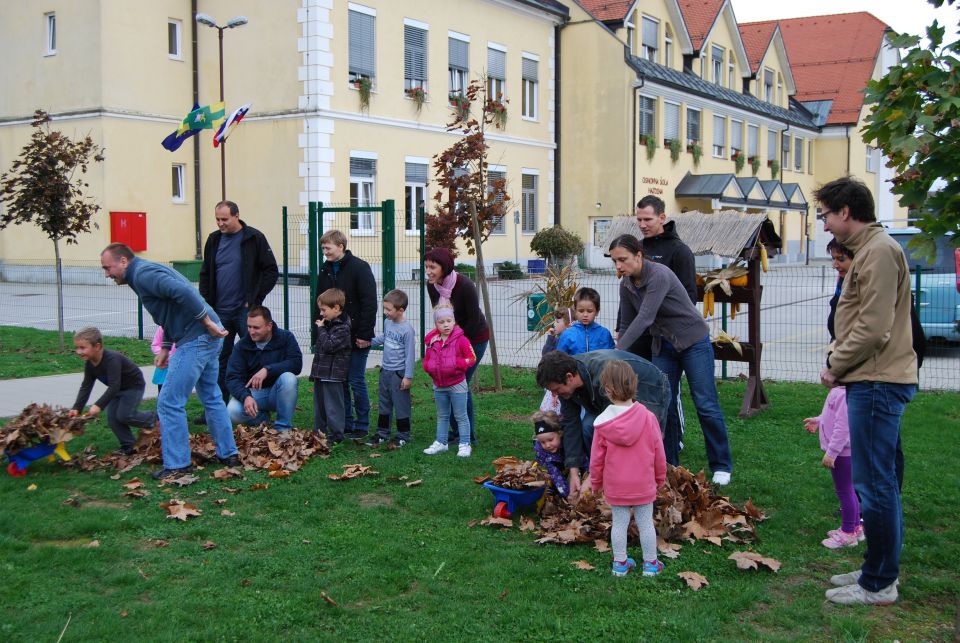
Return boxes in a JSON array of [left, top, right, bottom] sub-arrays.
[[0, 110, 105, 349], [862, 0, 959, 260]]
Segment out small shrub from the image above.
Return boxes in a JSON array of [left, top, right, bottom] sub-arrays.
[[529, 226, 583, 265], [497, 261, 524, 280], [454, 262, 476, 280]]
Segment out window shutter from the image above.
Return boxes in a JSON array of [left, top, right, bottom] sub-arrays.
[[639, 96, 655, 137], [350, 157, 376, 177], [713, 115, 725, 147], [349, 10, 376, 78], [488, 47, 506, 80], [747, 125, 758, 156], [405, 162, 428, 184], [449, 37, 468, 71], [687, 109, 700, 142], [522, 57, 538, 81], [730, 120, 742, 150], [642, 17, 658, 48], [664, 103, 679, 140], [768, 129, 777, 159], [404, 25, 428, 82]]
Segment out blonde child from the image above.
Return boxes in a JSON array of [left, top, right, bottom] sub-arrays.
[[803, 386, 863, 548], [590, 359, 666, 577], [539, 308, 573, 413], [422, 304, 477, 457], [310, 288, 352, 444]]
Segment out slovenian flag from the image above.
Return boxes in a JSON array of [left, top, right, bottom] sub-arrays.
[[213, 103, 252, 148]]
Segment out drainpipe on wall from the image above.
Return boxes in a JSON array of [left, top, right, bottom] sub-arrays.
[[553, 23, 562, 228], [191, 0, 203, 260], [845, 125, 851, 176], [631, 87, 636, 211]]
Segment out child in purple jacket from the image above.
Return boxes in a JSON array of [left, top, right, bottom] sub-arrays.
[[804, 386, 862, 548], [531, 410, 586, 498]]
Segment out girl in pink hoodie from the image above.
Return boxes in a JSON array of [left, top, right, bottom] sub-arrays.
[[590, 360, 666, 577], [422, 305, 477, 458]]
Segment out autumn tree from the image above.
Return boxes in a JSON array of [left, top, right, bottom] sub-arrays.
[[862, 0, 959, 260], [426, 78, 510, 389], [0, 110, 105, 349]]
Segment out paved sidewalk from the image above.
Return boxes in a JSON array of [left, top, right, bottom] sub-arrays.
[[0, 367, 158, 418]]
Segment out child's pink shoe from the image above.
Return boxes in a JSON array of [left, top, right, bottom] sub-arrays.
[[822, 529, 860, 549], [827, 524, 865, 542]]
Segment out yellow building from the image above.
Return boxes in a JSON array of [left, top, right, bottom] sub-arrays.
[[0, 0, 567, 275]]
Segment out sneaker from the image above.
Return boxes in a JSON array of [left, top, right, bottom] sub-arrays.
[[457, 444, 472, 458], [393, 439, 408, 448], [826, 581, 898, 606], [822, 530, 860, 549], [642, 559, 664, 576], [829, 569, 899, 589], [365, 436, 386, 447], [217, 454, 241, 467], [345, 430, 368, 440], [151, 466, 193, 480], [828, 525, 865, 542], [112, 446, 136, 456], [712, 471, 731, 486], [423, 441, 448, 455], [612, 558, 636, 577]]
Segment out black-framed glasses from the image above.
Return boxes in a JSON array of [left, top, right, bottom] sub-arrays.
[[816, 209, 837, 221]]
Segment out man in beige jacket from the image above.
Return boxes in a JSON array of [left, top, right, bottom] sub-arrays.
[[816, 177, 917, 606]]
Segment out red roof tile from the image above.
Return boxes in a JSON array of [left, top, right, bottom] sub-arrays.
[[678, 0, 725, 50], [578, 0, 633, 22], [738, 21, 777, 73], [744, 12, 890, 125]]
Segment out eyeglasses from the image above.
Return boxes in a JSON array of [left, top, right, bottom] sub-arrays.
[[816, 209, 837, 221]]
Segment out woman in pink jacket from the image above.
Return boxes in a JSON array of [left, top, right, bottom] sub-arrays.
[[422, 305, 477, 458], [590, 360, 666, 577]]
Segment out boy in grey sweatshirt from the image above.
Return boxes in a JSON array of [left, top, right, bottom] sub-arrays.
[[368, 290, 416, 446]]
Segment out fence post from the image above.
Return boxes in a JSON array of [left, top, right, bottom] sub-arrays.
[[137, 297, 144, 340], [720, 263, 727, 380], [914, 266, 922, 317], [309, 202, 319, 349], [418, 203, 426, 360], [282, 205, 290, 330], [381, 199, 396, 295]]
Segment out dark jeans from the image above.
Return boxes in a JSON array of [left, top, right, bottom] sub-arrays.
[[342, 346, 371, 434], [652, 335, 732, 474], [449, 339, 487, 443], [846, 381, 915, 592], [216, 306, 249, 402], [106, 388, 157, 449]]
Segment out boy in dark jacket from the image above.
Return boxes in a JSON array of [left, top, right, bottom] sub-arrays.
[[310, 289, 352, 443]]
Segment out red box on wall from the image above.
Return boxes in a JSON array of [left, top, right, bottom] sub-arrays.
[[110, 212, 147, 251]]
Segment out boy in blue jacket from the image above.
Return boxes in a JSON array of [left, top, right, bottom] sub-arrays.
[[555, 287, 614, 356]]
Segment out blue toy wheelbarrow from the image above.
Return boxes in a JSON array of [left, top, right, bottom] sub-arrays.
[[483, 481, 545, 518]]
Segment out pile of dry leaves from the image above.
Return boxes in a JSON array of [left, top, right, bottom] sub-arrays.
[[488, 456, 549, 490], [68, 423, 329, 475], [0, 404, 90, 454]]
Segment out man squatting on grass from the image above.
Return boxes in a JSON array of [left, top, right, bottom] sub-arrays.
[[817, 176, 917, 607], [100, 243, 240, 479]]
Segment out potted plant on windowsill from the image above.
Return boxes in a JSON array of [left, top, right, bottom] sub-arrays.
[[354, 77, 372, 112], [686, 141, 702, 167], [732, 150, 745, 174], [406, 87, 427, 113], [748, 155, 760, 176], [769, 159, 780, 178], [640, 135, 656, 161], [449, 93, 470, 120], [667, 138, 681, 163], [488, 97, 508, 129]]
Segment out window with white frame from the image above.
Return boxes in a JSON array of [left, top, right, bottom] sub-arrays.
[[711, 45, 724, 85], [171, 164, 185, 202], [168, 20, 182, 59], [767, 128, 777, 163], [404, 162, 428, 232], [728, 60, 735, 90], [45, 12, 56, 55], [747, 124, 758, 158], [763, 68, 774, 102], [794, 136, 803, 171], [626, 21, 635, 56], [348, 7, 375, 83], [777, 75, 783, 105], [712, 115, 726, 157], [664, 25, 673, 68], [641, 17, 658, 62], [664, 101, 679, 144], [488, 169, 507, 234], [639, 95, 656, 141], [781, 134, 791, 169], [448, 34, 468, 98], [404, 23, 428, 92], [487, 46, 506, 100], [521, 173, 537, 234], [808, 140, 814, 174], [687, 108, 700, 145], [865, 146, 877, 173], [521, 55, 538, 119], [730, 119, 743, 155], [349, 157, 376, 232]]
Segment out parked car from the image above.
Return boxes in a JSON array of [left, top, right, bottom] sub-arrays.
[[889, 228, 959, 343]]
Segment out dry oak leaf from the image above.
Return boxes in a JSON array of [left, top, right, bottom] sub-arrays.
[[109, 473, 121, 480], [123, 488, 150, 498], [213, 467, 243, 480], [480, 515, 513, 528], [122, 477, 145, 490], [151, 539, 169, 548], [202, 540, 217, 550], [593, 540, 611, 553], [86, 539, 101, 548], [519, 517, 537, 532], [220, 509, 236, 517], [268, 468, 291, 479], [160, 499, 202, 521], [320, 591, 338, 607], [472, 475, 491, 484], [170, 474, 199, 487], [223, 486, 241, 494], [369, 453, 383, 458], [405, 479, 423, 488], [678, 571, 709, 591], [572, 560, 595, 571], [214, 498, 228, 505], [249, 483, 269, 491], [657, 540, 682, 559], [728, 551, 781, 572]]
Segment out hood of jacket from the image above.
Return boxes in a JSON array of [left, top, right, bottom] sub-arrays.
[[426, 324, 465, 346], [593, 403, 649, 447], [651, 219, 680, 241]]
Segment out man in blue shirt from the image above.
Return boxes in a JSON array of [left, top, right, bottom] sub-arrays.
[[101, 243, 240, 479]]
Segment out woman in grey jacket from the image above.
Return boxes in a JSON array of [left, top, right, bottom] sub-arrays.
[[608, 234, 732, 485]]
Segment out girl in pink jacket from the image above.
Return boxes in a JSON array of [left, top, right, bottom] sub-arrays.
[[422, 305, 477, 458], [590, 360, 666, 577], [150, 327, 176, 392], [803, 386, 862, 549]]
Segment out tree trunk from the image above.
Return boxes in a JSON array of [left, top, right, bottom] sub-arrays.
[[54, 237, 65, 351], [469, 200, 502, 391]]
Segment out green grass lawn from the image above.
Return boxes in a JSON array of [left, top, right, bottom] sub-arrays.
[[0, 326, 154, 379], [1, 367, 957, 641]]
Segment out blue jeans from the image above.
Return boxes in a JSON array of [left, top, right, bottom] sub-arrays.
[[653, 335, 732, 474], [342, 346, 370, 434], [434, 382, 470, 446], [157, 334, 238, 469], [846, 381, 915, 592], [226, 371, 299, 430], [449, 339, 487, 443], [216, 306, 249, 402]]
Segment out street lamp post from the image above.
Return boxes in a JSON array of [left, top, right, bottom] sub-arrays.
[[195, 13, 247, 201]]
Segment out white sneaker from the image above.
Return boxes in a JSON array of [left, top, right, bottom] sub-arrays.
[[457, 444, 472, 458], [423, 441, 448, 455], [825, 581, 898, 605], [712, 471, 731, 486], [830, 569, 898, 589]]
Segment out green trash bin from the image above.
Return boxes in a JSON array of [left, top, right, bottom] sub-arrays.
[[171, 259, 203, 282], [527, 293, 548, 332]]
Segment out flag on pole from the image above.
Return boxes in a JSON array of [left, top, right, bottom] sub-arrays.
[[176, 101, 226, 135], [213, 103, 252, 148], [161, 102, 201, 152]]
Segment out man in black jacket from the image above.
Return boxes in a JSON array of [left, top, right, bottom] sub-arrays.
[[198, 200, 279, 410], [225, 306, 302, 431], [316, 229, 377, 439]]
